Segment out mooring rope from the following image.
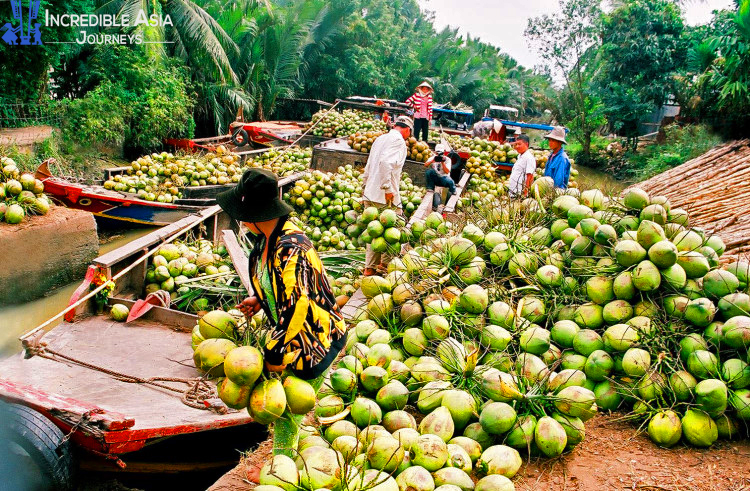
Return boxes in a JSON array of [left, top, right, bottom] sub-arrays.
[[26, 341, 224, 412]]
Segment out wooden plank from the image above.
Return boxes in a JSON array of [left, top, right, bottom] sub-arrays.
[[444, 171, 471, 214], [94, 206, 222, 268], [0, 379, 135, 431], [104, 166, 131, 180], [221, 230, 252, 293], [341, 288, 367, 322], [106, 298, 199, 331], [408, 191, 435, 226], [79, 458, 240, 473]]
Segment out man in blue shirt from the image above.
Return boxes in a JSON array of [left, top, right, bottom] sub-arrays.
[[543, 126, 571, 189]]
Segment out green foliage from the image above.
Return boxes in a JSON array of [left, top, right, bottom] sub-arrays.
[[595, 0, 685, 139], [601, 124, 722, 181], [60, 46, 194, 153], [526, 0, 603, 160], [0, 0, 94, 103], [681, 5, 750, 137]]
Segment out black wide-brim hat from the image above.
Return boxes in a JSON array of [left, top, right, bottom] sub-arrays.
[[216, 168, 293, 222]]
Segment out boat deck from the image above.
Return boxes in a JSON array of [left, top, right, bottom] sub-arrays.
[[0, 315, 250, 435]]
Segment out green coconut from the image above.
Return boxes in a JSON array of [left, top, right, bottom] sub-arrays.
[[613, 271, 636, 300], [687, 350, 719, 379], [249, 379, 287, 425], [723, 359, 750, 389], [534, 416, 567, 457], [315, 395, 345, 418], [637, 220, 666, 249], [554, 386, 596, 418], [661, 263, 687, 289], [681, 409, 718, 447], [593, 380, 622, 410], [376, 380, 410, 411], [670, 370, 697, 402], [623, 187, 650, 210], [459, 284, 489, 314], [479, 402, 517, 435], [722, 315, 750, 349], [640, 204, 667, 225], [615, 240, 648, 268], [664, 295, 689, 318], [476, 445, 522, 478], [622, 348, 651, 377], [550, 320, 580, 348], [648, 410, 682, 448], [583, 350, 613, 382], [395, 466, 435, 491], [259, 454, 299, 491], [729, 389, 750, 420], [198, 310, 237, 340], [718, 293, 750, 320], [552, 413, 586, 447], [603, 323, 640, 351], [475, 475, 515, 491], [703, 269, 739, 299], [411, 434, 449, 471], [351, 397, 383, 427], [573, 303, 604, 329], [684, 297, 717, 327], [677, 251, 711, 279], [602, 300, 634, 324], [573, 329, 604, 356], [695, 379, 728, 417]]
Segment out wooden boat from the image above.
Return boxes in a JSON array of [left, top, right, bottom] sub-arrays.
[[37, 159, 306, 227], [0, 206, 261, 487], [35, 161, 208, 227]]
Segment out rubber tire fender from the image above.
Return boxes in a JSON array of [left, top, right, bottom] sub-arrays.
[[231, 128, 249, 147], [0, 401, 76, 490]]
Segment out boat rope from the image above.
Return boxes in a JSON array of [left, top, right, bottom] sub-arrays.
[[25, 340, 225, 413]]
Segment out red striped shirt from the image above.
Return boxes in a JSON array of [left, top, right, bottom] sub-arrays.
[[406, 92, 433, 120]]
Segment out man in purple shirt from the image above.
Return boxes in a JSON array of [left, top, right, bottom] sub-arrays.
[[543, 126, 571, 189]]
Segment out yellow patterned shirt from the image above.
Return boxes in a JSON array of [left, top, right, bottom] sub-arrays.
[[249, 219, 347, 377]]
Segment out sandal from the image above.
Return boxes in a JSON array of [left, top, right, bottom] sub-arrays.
[[375, 263, 389, 274], [363, 268, 377, 277]]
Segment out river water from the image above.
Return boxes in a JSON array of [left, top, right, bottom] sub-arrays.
[[0, 229, 151, 357]]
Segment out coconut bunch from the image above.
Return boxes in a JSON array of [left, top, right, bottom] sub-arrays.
[[0, 157, 52, 224], [249, 146, 312, 177], [190, 309, 319, 427], [344, 207, 411, 255], [309, 109, 386, 138], [398, 176, 428, 218], [347, 131, 386, 153], [406, 138, 432, 163], [285, 166, 363, 251], [144, 240, 244, 313]]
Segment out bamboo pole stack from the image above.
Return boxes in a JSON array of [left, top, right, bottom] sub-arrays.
[[635, 139, 750, 262]]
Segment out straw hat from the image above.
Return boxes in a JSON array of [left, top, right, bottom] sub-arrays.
[[416, 81, 433, 91], [544, 126, 568, 144]]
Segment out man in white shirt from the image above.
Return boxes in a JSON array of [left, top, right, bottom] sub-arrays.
[[361, 116, 413, 276], [507, 134, 536, 198]]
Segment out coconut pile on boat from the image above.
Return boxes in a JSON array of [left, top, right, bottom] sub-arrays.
[[143, 240, 245, 313], [111, 145, 312, 203], [309, 109, 387, 138], [0, 157, 52, 224], [246, 179, 750, 491]]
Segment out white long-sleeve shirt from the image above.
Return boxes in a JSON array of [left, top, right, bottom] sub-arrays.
[[361, 129, 407, 206]]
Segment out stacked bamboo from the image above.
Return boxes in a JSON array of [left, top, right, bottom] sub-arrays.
[[636, 139, 750, 262]]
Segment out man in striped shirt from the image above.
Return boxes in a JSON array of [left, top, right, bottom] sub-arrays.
[[406, 81, 433, 141]]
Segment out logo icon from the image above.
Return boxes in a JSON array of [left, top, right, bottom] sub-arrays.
[[2, 0, 43, 45]]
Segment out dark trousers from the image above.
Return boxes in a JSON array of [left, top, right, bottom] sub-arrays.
[[425, 169, 456, 210], [414, 118, 429, 141]]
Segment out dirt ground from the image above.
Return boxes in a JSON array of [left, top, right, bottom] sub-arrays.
[[209, 414, 750, 491]]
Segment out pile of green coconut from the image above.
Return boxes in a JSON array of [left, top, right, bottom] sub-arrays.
[[195, 179, 750, 491]]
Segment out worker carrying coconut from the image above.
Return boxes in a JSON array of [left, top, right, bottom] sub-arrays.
[[423, 143, 456, 212], [543, 126, 571, 189], [406, 81, 433, 141], [216, 168, 346, 455], [507, 134, 536, 198], [361, 116, 413, 276]]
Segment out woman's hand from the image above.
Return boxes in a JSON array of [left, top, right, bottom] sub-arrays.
[[265, 362, 286, 372], [236, 295, 261, 316]]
